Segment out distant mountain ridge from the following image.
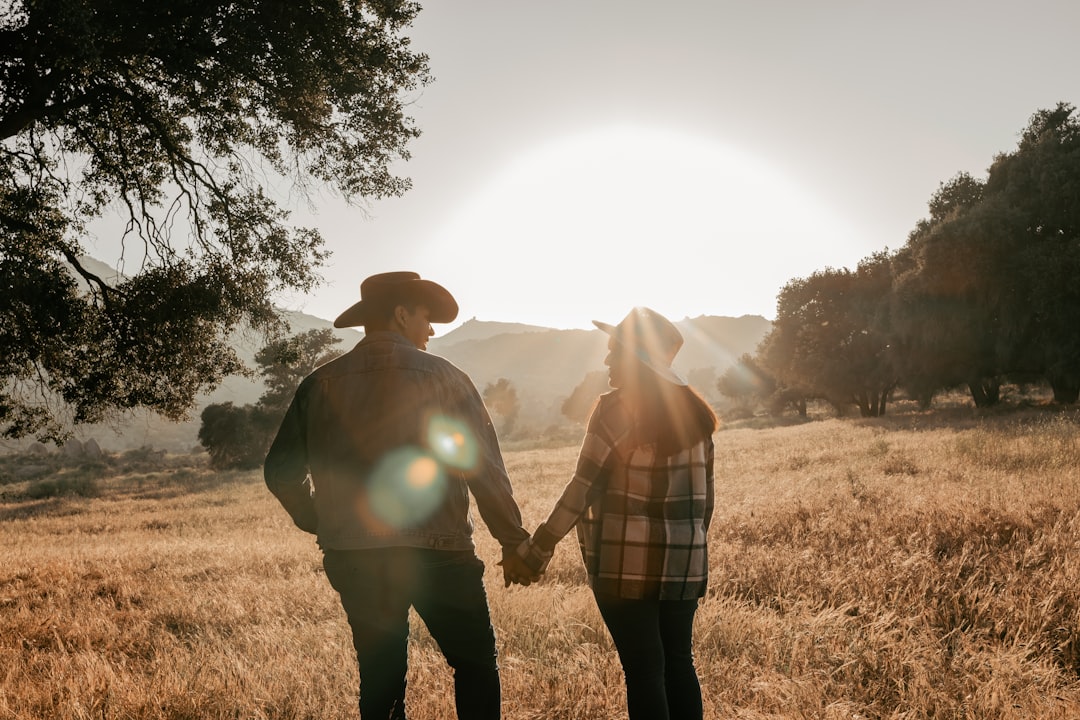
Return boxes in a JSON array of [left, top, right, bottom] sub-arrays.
[[432, 318, 550, 346], [431, 315, 771, 404], [66, 257, 770, 449]]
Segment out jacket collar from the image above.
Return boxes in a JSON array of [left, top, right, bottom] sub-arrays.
[[359, 330, 417, 348]]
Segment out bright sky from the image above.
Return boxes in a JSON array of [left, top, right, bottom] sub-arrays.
[[117, 1, 1080, 331]]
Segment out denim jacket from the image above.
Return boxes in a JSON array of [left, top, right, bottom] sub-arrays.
[[264, 331, 529, 552]]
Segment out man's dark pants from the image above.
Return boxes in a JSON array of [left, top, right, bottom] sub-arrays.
[[322, 546, 501, 719]]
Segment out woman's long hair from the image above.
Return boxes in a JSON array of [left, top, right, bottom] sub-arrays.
[[628, 361, 718, 457]]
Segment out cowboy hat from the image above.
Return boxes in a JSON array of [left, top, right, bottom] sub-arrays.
[[333, 271, 459, 328], [593, 307, 687, 386]]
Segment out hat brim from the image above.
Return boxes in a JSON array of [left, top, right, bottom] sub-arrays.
[[593, 320, 687, 386], [334, 279, 459, 328]]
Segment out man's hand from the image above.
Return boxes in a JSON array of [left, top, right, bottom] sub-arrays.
[[499, 546, 541, 588]]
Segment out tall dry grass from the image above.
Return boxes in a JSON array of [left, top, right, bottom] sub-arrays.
[[1, 407, 1079, 719]]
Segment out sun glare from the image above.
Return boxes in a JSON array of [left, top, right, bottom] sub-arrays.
[[422, 125, 865, 328]]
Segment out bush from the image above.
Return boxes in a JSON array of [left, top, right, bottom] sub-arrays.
[[198, 403, 275, 470], [26, 473, 100, 499]]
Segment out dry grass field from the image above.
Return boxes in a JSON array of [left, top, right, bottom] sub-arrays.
[[2, 407, 1079, 719]]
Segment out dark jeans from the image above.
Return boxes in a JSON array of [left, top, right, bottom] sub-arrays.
[[322, 547, 501, 720], [593, 593, 703, 720]]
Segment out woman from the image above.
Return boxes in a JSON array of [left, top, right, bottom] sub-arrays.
[[516, 306, 718, 720]]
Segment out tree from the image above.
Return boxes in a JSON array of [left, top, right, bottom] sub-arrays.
[[199, 328, 342, 469], [716, 354, 773, 410], [255, 328, 344, 415], [891, 199, 1022, 408], [890, 104, 1080, 406], [482, 378, 519, 437], [197, 402, 271, 470], [986, 103, 1080, 402], [760, 254, 896, 417], [1, 0, 429, 441], [561, 370, 609, 424], [925, 173, 986, 230]]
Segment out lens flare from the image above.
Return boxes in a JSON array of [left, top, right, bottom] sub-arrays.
[[407, 456, 439, 489], [368, 446, 447, 528], [427, 414, 479, 471]]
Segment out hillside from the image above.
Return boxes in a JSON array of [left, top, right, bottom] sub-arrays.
[[201, 312, 771, 424], [57, 271, 768, 449], [434, 315, 771, 402], [431, 318, 550, 347], [438, 327, 604, 402], [66, 304, 362, 452]]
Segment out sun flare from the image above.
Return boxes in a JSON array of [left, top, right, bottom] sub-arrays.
[[422, 125, 865, 329]]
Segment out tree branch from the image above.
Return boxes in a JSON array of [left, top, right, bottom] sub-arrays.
[[0, 75, 111, 141], [60, 249, 124, 308]]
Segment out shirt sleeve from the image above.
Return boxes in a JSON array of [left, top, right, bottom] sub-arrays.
[[450, 372, 530, 549], [263, 384, 318, 534], [517, 402, 617, 573]]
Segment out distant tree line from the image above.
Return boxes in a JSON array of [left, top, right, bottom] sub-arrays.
[[720, 103, 1080, 417]]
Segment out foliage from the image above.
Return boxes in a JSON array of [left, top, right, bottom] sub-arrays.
[[891, 198, 1020, 407], [0, 0, 429, 442], [989, 104, 1080, 402], [198, 328, 341, 469], [255, 328, 343, 415], [25, 470, 101, 498], [758, 253, 896, 417], [716, 353, 810, 419], [482, 377, 519, 436], [891, 103, 1080, 406], [560, 370, 609, 424], [716, 353, 774, 407], [685, 367, 717, 399], [197, 401, 273, 470], [756, 102, 1080, 411]]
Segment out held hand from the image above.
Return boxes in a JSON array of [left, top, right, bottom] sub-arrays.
[[499, 548, 541, 588]]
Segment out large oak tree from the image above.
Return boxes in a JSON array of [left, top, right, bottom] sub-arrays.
[[891, 103, 1080, 406], [0, 0, 429, 440], [759, 253, 896, 418]]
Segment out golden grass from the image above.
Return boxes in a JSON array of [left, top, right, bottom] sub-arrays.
[[1, 408, 1079, 719]]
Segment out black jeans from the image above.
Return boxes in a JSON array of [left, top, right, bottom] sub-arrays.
[[593, 593, 703, 720], [322, 547, 501, 719]]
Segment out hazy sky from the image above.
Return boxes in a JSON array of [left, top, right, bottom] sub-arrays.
[[268, 1, 1080, 330]]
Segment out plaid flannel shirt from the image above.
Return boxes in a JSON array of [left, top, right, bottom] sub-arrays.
[[519, 390, 714, 600]]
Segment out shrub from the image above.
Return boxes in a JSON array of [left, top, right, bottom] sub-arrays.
[[198, 403, 275, 470], [26, 474, 100, 499]]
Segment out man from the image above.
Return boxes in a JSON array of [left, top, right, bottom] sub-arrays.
[[264, 271, 536, 719]]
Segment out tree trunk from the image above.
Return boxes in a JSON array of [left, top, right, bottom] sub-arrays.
[[855, 392, 872, 417], [1049, 378, 1080, 404], [968, 377, 1001, 408], [877, 383, 896, 416], [856, 386, 892, 417]]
